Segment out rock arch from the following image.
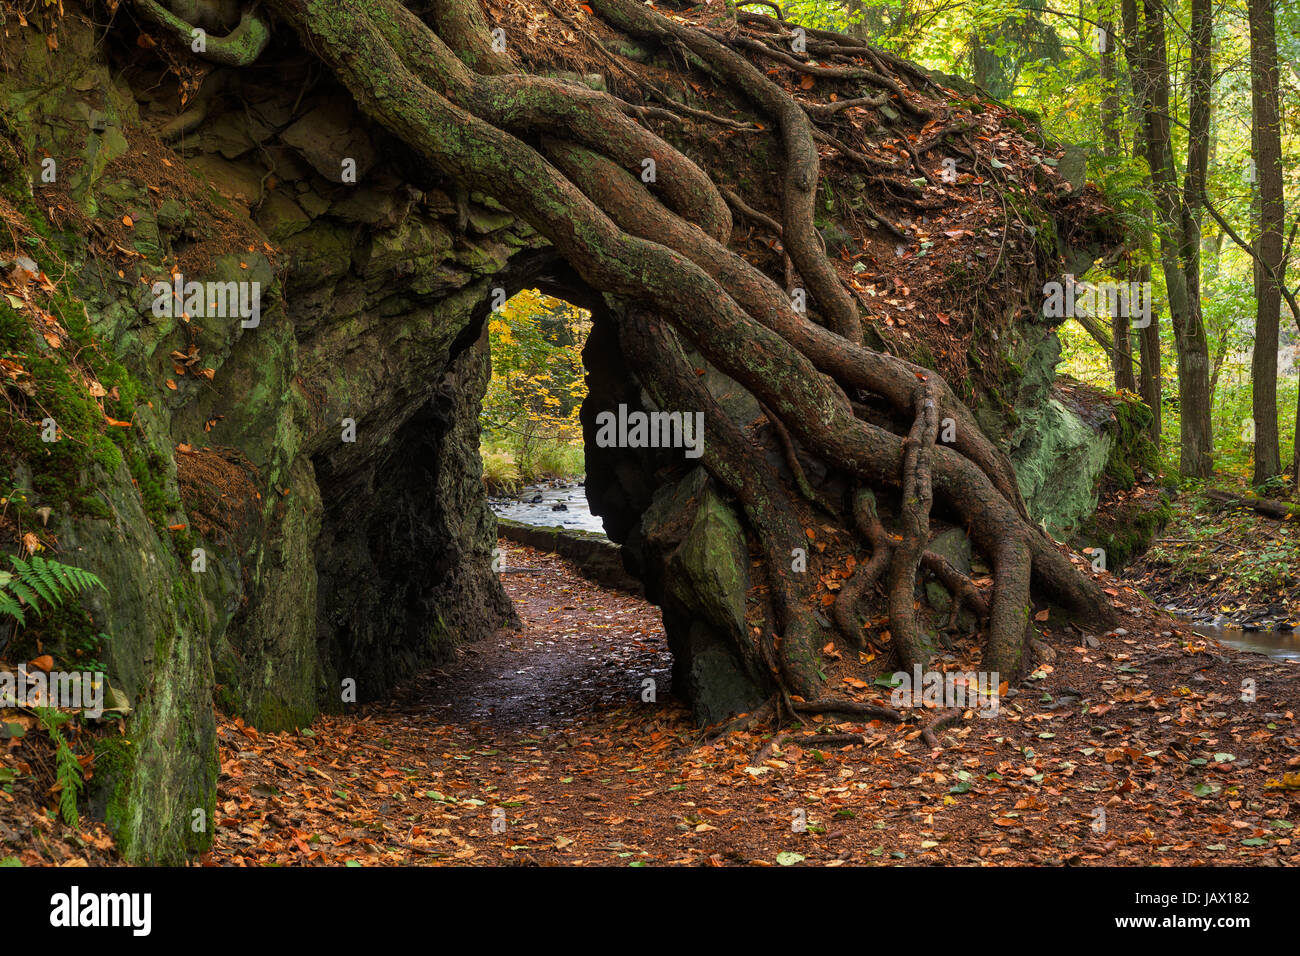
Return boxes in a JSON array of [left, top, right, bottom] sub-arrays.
[[0, 0, 1148, 861]]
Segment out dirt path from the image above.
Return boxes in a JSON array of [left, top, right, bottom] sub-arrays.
[[386, 546, 670, 730], [205, 544, 1300, 867]]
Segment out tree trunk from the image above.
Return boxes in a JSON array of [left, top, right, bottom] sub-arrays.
[[843, 1, 870, 41], [1127, 0, 1213, 477], [1137, 263, 1162, 439], [1100, 20, 1137, 395], [1118, 3, 1162, 439], [1248, 0, 1284, 486]]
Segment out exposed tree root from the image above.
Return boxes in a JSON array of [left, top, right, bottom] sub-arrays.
[[756, 731, 867, 764], [921, 551, 990, 625], [132, 0, 271, 66], [832, 489, 892, 648], [715, 31, 929, 119], [791, 698, 902, 722], [244, 0, 1116, 710], [887, 381, 939, 672], [589, 0, 862, 342], [918, 707, 964, 749]]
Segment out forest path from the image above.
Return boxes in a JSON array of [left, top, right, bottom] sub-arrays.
[[204, 546, 1299, 867]]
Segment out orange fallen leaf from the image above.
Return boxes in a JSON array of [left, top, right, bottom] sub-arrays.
[[29, 655, 54, 673]]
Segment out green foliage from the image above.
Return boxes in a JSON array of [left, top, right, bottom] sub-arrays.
[[0, 554, 104, 627], [482, 289, 589, 483], [31, 706, 83, 827], [1145, 490, 1300, 595], [480, 446, 522, 494]]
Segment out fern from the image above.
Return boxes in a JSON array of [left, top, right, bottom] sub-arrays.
[[31, 707, 82, 827], [0, 555, 104, 627], [0, 572, 26, 626]]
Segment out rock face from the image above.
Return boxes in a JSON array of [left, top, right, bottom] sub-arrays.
[[0, 14, 536, 861], [0, 6, 1139, 862]]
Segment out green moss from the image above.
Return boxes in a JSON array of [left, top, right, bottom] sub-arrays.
[[1082, 493, 1172, 571], [1103, 395, 1159, 487], [1074, 393, 1167, 569], [0, 182, 157, 529], [90, 732, 138, 859]]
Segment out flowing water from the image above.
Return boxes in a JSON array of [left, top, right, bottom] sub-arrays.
[[489, 480, 606, 534], [1188, 621, 1300, 662]]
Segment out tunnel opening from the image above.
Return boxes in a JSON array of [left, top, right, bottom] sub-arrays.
[[306, 248, 766, 727], [471, 286, 679, 727], [480, 288, 595, 530]]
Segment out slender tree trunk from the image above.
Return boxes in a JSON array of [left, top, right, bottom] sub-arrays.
[[1119, 1, 1162, 438], [1128, 0, 1213, 477], [1101, 18, 1137, 394], [844, 0, 870, 41], [1138, 264, 1162, 436], [1248, 0, 1284, 485]]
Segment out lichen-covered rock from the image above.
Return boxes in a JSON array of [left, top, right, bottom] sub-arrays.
[[638, 470, 766, 724]]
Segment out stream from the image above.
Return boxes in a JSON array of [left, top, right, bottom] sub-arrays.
[[1186, 621, 1300, 662], [489, 480, 606, 534]]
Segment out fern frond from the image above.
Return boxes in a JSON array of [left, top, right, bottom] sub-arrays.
[[10, 557, 58, 608], [6, 579, 37, 611], [0, 592, 25, 626], [1, 556, 106, 625]]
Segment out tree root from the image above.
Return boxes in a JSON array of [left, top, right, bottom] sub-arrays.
[[792, 698, 901, 722], [887, 381, 939, 672], [918, 707, 963, 749], [759, 402, 837, 515], [832, 488, 892, 648], [721, 187, 783, 239], [920, 550, 990, 624], [802, 93, 889, 120], [715, 31, 928, 118], [756, 731, 867, 764], [131, 0, 271, 67], [591, 0, 861, 342]]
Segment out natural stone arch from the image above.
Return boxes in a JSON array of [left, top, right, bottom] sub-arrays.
[[0, 0, 1149, 861]]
